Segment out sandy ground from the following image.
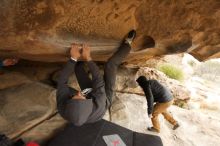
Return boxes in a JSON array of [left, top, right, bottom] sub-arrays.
[[185, 76, 220, 111], [111, 93, 220, 146], [159, 106, 220, 146]]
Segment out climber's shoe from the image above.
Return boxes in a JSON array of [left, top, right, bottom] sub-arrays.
[[147, 127, 159, 133], [173, 123, 180, 130], [125, 29, 136, 45]]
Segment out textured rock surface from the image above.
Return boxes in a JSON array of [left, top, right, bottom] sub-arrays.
[[6, 60, 62, 83], [125, 54, 184, 68], [0, 72, 31, 89], [0, 82, 56, 139], [0, 0, 220, 62], [110, 93, 148, 131], [21, 114, 67, 145]]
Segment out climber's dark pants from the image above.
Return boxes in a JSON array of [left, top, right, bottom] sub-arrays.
[[75, 42, 131, 105]]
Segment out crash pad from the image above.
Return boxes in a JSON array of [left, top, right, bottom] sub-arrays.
[[48, 119, 163, 146]]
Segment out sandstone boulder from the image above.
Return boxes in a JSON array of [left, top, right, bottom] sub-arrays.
[[21, 114, 67, 145], [0, 0, 219, 62], [0, 82, 56, 139], [0, 72, 31, 90]]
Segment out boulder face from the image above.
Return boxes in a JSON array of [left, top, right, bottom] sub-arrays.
[[0, 0, 220, 62], [0, 81, 57, 139]]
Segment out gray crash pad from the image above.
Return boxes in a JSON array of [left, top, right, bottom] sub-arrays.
[[48, 120, 163, 146]]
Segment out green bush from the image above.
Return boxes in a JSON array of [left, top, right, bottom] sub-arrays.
[[157, 63, 184, 81]]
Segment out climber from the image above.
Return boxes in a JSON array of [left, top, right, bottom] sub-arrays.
[[0, 58, 19, 68], [136, 76, 180, 133], [57, 30, 136, 126]]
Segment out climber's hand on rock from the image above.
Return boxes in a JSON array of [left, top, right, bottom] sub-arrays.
[[3, 58, 19, 66], [70, 43, 81, 60], [82, 44, 92, 61]]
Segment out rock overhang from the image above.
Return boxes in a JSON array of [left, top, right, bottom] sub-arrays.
[[0, 0, 220, 63]]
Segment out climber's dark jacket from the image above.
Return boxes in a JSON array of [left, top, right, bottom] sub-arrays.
[[57, 60, 108, 126]]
